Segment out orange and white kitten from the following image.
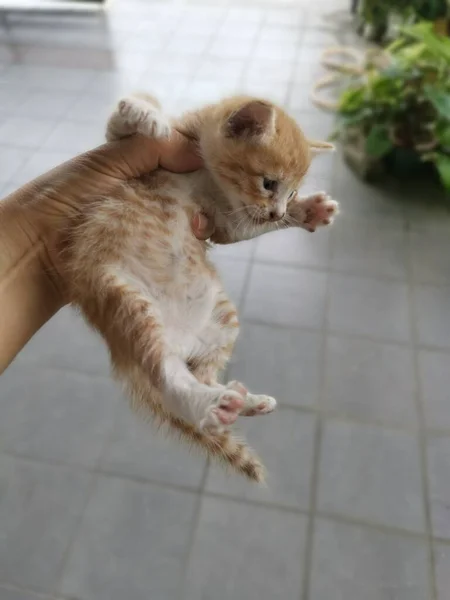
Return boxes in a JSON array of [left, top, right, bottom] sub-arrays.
[[64, 94, 338, 483]]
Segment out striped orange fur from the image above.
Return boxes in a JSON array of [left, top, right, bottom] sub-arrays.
[[63, 94, 339, 482]]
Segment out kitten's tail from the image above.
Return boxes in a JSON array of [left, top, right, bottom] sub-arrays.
[[164, 413, 266, 483], [122, 368, 266, 483]]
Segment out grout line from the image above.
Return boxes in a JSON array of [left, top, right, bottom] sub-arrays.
[[301, 415, 322, 600], [432, 535, 450, 546], [241, 315, 450, 354], [301, 187, 333, 600], [405, 220, 438, 599], [0, 581, 76, 600], [316, 510, 430, 541], [251, 256, 412, 284], [176, 15, 263, 595], [174, 461, 209, 600], [0, 447, 205, 494]]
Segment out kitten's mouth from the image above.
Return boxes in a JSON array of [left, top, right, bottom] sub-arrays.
[[244, 205, 267, 224]]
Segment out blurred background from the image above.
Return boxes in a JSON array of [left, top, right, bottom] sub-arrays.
[[1, 0, 450, 599]]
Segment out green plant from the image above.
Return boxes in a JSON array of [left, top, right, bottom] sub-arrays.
[[357, 0, 449, 43], [334, 22, 450, 191]]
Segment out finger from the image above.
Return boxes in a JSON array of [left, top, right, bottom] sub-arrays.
[[209, 227, 234, 244], [192, 213, 215, 240], [160, 133, 203, 173]]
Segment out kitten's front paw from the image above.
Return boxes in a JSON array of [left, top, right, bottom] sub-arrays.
[[296, 192, 339, 232], [118, 98, 171, 139]]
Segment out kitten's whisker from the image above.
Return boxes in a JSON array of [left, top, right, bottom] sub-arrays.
[[225, 206, 251, 217]]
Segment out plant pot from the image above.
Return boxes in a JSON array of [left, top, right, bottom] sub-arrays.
[[341, 127, 385, 180], [433, 18, 449, 36], [384, 147, 435, 179]]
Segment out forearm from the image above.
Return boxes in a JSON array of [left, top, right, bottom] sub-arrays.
[[0, 193, 64, 373]]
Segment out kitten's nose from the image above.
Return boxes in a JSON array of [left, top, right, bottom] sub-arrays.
[[268, 209, 285, 222]]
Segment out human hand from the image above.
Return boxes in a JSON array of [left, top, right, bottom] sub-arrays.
[[0, 132, 212, 371]]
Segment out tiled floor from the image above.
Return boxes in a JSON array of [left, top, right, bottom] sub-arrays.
[[1, 1, 450, 599]]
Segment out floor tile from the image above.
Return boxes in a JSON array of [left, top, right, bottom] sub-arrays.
[[15, 90, 77, 119], [297, 45, 327, 65], [60, 476, 196, 600], [0, 146, 32, 184], [228, 323, 321, 408], [206, 409, 315, 510], [0, 181, 21, 197], [183, 497, 307, 600], [330, 217, 408, 279], [211, 256, 250, 307], [259, 25, 300, 45], [65, 92, 115, 123], [293, 110, 336, 142], [427, 435, 450, 539], [0, 362, 121, 467], [246, 58, 295, 84], [302, 28, 342, 46], [241, 80, 290, 106], [209, 37, 253, 59], [328, 274, 411, 342], [410, 230, 450, 285], [310, 518, 430, 600], [243, 264, 327, 328], [41, 120, 104, 153], [254, 227, 330, 269], [82, 69, 141, 99], [14, 307, 110, 375], [253, 40, 298, 62], [318, 421, 425, 532], [10, 150, 74, 185], [0, 86, 30, 114], [333, 161, 406, 220], [435, 542, 450, 600], [415, 285, 450, 349], [99, 401, 206, 489], [3, 65, 95, 92], [0, 0, 448, 593], [305, 152, 336, 184], [288, 84, 318, 111], [323, 336, 417, 427], [210, 238, 255, 261], [195, 57, 245, 84], [0, 455, 92, 592], [0, 587, 54, 600], [419, 350, 450, 431], [0, 117, 56, 148]]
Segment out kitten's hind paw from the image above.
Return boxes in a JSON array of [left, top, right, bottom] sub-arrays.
[[199, 386, 245, 432], [228, 381, 277, 417], [296, 191, 339, 233], [118, 97, 171, 139]]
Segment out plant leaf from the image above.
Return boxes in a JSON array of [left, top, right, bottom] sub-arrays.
[[434, 153, 450, 191], [425, 87, 450, 121], [365, 125, 393, 158], [437, 126, 450, 147]]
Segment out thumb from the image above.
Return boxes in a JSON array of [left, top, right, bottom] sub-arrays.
[[159, 132, 203, 173]]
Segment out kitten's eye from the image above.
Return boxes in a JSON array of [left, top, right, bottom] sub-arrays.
[[288, 190, 297, 200], [263, 178, 278, 192]]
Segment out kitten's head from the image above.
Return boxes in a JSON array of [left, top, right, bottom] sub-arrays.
[[201, 96, 333, 223]]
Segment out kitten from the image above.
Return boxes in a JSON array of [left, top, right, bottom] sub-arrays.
[[63, 94, 338, 483]]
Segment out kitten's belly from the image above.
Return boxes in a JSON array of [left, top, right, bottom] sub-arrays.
[[161, 273, 220, 360]]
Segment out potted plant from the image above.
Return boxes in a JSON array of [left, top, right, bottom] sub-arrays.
[[354, 0, 449, 43], [333, 22, 450, 191]]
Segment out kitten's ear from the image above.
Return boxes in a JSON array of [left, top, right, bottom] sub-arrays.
[[309, 140, 335, 155], [226, 101, 275, 139]]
